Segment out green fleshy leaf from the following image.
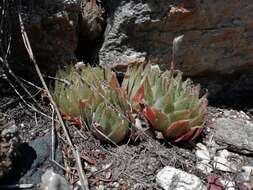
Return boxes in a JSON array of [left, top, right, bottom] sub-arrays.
[[143, 78, 154, 105], [153, 109, 171, 131], [169, 109, 192, 123]]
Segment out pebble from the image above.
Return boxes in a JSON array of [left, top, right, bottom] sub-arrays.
[[40, 169, 70, 190], [220, 179, 236, 190], [237, 166, 253, 182], [156, 166, 205, 190], [196, 160, 213, 174], [214, 118, 253, 155], [196, 143, 210, 161]]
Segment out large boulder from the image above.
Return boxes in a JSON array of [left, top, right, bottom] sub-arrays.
[[214, 118, 253, 155], [99, 0, 253, 105], [8, 0, 105, 77], [9, 0, 81, 76]]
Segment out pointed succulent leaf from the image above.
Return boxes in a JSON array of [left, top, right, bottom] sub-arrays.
[[163, 120, 190, 139], [174, 126, 202, 142], [143, 106, 156, 127], [132, 84, 145, 103]]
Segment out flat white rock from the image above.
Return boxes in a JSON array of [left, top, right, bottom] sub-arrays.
[[156, 166, 206, 190]]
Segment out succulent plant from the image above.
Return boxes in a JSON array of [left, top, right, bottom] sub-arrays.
[[53, 63, 207, 143], [53, 66, 131, 143], [122, 64, 208, 142], [53, 65, 112, 117], [78, 74, 131, 143]]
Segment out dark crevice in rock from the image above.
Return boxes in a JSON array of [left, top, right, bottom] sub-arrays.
[[75, 0, 106, 65], [192, 71, 253, 110]]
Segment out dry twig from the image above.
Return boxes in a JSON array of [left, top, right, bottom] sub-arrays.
[[50, 104, 56, 161], [17, 2, 89, 190]]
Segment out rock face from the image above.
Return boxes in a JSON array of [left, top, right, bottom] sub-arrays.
[[214, 118, 253, 155], [156, 166, 205, 190], [5, 0, 253, 104], [9, 0, 105, 76], [19, 133, 63, 185], [76, 0, 106, 63], [100, 0, 253, 104], [10, 0, 80, 76]]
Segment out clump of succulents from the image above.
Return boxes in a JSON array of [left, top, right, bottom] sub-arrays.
[[78, 74, 132, 143], [122, 64, 208, 142], [53, 65, 112, 117], [53, 63, 207, 143], [53, 65, 131, 143]]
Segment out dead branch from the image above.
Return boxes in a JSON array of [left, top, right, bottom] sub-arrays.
[[17, 2, 89, 190]]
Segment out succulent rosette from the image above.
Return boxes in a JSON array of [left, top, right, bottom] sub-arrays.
[[53, 66, 131, 143], [122, 64, 208, 142]]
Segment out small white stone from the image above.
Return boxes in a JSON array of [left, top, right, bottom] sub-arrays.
[[239, 166, 253, 181], [220, 179, 236, 190], [156, 166, 205, 190], [196, 143, 210, 161], [90, 166, 98, 173], [223, 110, 231, 117], [97, 184, 104, 190], [217, 149, 230, 157], [196, 160, 213, 174], [40, 169, 71, 190], [112, 182, 120, 188]]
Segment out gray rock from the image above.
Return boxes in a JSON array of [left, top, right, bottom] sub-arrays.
[[19, 133, 63, 186], [40, 169, 71, 190], [156, 166, 205, 190], [214, 118, 253, 154]]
